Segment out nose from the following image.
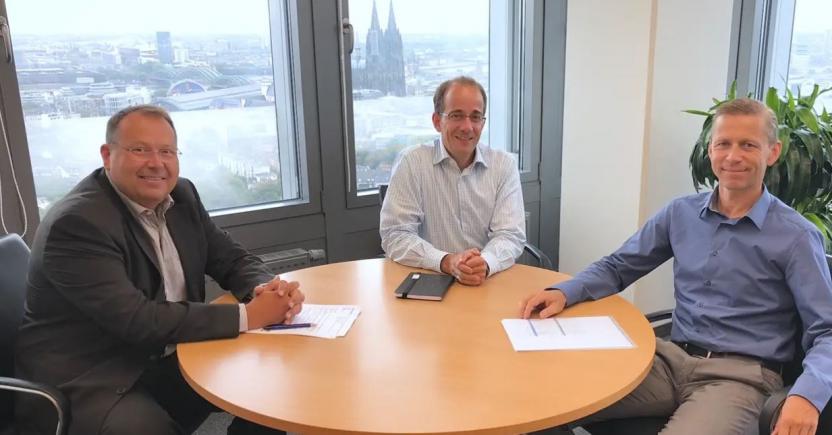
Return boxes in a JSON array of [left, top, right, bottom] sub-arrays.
[[145, 150, 164, 166], [725, 144, 743, 162]]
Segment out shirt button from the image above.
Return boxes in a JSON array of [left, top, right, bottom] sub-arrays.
[[712, 250, 719, 256], [116, 387, 128, 395], [697, 302, 704, 307], [704, 280, 711, 286]]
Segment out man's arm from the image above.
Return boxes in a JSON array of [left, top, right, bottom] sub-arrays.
[[190, 180, 274, 301], [539, 203, 675, 310], [42, 213, 240, 349], [782, 229, 832, 414], [380, 154, 448, 272], [480, 158, 525, 276]]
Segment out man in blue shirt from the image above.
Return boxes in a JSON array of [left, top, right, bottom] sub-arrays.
[[521, 98, 832, 435]]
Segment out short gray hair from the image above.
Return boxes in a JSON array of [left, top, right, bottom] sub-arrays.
[[105, 105, 177, 145], [712, 98, 778, 145], [433, 76, 487, 115]]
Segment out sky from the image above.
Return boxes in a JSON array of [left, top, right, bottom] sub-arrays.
[[793, 0, 832, 33], [4, 0, 489, 36]]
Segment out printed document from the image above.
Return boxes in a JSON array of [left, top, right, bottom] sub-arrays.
[[501, 316, 634, 351], [249, 304, 361, 339]]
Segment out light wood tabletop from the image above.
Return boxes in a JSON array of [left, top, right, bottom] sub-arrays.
[[177, 258, 655, 434]]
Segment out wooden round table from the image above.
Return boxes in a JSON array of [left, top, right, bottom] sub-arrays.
[[178, 259, 655, 434]]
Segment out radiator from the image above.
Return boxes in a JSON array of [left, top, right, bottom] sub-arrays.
[[205, 248, 326, 301], [258, 248, 326, 274]]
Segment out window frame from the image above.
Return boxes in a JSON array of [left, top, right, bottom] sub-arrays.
[[338, 0, 544, 209], [0, 0, 324, 233]]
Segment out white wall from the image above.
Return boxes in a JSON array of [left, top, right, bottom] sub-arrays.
[[559, 0, 735, 312]]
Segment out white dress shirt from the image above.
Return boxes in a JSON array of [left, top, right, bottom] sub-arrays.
[[380, 139, 526, 276]]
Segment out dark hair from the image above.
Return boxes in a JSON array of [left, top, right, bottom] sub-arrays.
[[105, 104, 177, 145], [433, 76, 487, 115], [712, 98, 778, 145]]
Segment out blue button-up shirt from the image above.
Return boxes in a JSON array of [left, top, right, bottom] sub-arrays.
[[555, 189, 832, 410]]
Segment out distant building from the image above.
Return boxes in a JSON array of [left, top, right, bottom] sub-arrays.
[[157, 31, 174, 65], [103, 89, 149, 114], [353, 0, 406, 97], [119, 47, 141, 66]]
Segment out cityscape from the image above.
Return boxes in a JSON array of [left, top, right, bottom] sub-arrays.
[[8, 0, 489, 215]]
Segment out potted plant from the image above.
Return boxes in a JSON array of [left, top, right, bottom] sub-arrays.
[[687, 83, 832, 251]]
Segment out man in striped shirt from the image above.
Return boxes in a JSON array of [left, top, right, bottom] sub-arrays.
[[380, 76, 526, 286]]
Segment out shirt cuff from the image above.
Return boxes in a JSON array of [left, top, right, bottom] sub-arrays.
[[423, 246, 449, 273], [546, 278, 584, 307], [238, 303, 248, 332], [481, 251, 498, 277], [789, 370, 832, 412]]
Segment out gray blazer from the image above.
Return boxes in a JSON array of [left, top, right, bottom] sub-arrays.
[[15, 168, 272, 434]]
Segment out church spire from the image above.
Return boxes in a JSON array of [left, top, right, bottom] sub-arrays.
[[386, 0, 398, 31], [370, 0, 381, 30]]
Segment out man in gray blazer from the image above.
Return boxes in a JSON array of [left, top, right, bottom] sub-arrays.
[[15, 105, 303, 435]]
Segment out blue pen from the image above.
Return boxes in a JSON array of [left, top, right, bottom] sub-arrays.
[[263, 322, 313, 331]]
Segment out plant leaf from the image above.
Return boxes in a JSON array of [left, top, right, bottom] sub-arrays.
[[683, 109, 712, 117], [796, 107, 820, 134]]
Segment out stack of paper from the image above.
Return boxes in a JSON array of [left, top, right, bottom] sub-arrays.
[[501, 316, 634, 351], [249, 304, 361, 339]]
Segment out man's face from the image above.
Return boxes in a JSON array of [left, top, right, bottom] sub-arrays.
[[100, 112, 179, 209], [432, 84, 485, 164], [708, 113, 781, 196]]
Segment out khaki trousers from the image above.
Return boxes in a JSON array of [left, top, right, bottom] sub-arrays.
[[580, 338, 784, 435]]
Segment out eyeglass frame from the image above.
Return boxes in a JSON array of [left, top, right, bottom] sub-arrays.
[[112, 144, 183, 160], [439, 111, 487, 124]]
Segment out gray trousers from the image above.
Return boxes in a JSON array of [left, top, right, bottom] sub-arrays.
[[579, 338, 784, 435]]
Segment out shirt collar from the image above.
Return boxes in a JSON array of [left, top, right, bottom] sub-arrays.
[[105, 170, 174, 219], [699, 186, 772, 229], [433, 137, 488, 169]]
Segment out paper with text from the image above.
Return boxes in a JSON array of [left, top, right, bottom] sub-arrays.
[[248, 304, 361, 339], [501, 316, 634, 351]]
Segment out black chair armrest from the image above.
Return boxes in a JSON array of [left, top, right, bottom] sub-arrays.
[[759, 385, 789, 435], [523, 243, 553, 270], [645, 309, 674, 323], [0, 376, 70, 435]]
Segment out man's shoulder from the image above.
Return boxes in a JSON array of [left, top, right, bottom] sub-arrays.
[[765, 195, 819, 234], [398, 143, 435, 163], [42, 169, 118, 224], [662, 191, 711, 214]]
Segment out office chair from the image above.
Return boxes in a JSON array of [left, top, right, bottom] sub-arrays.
[[377, 183, 553, 269], [580, 254, 832, 435], [0, 233, 70, 435]]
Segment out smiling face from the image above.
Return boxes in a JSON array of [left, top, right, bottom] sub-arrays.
[[708, 113, 781, 196], [432, 83, 485, 168], [100, 112, 179, 209]]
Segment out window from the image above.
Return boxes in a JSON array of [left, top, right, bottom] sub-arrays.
[[5, 0, 302, 216], [778, 0, 832, 110], [342, 0, 533, 194]]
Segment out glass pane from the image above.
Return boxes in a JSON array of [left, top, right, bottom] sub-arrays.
[[6, 0, 300, 215], [786, 0, 832, 111], [348, 0, 491, 190]]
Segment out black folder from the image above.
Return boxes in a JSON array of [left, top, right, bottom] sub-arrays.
[[394, 272, 455, 301]]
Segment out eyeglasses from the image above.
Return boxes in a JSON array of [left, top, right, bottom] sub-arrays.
[[118, 145, 182, 160], [440, 112, 486, 124]]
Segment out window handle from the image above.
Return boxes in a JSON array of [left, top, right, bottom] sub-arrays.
[[0, 17, 11, 64], [342, 18, 354, 55]]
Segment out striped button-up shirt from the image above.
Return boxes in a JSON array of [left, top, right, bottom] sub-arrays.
[[380, 139, 526, 276]]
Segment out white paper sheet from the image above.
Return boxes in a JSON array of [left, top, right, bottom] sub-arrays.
[[501, 316, 634, 351], [247, 304, 361, 339]]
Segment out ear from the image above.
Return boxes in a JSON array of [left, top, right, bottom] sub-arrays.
[[432, 112, 442, 132], [767, 140, 782, 166], [100, 144, 112, 170]]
